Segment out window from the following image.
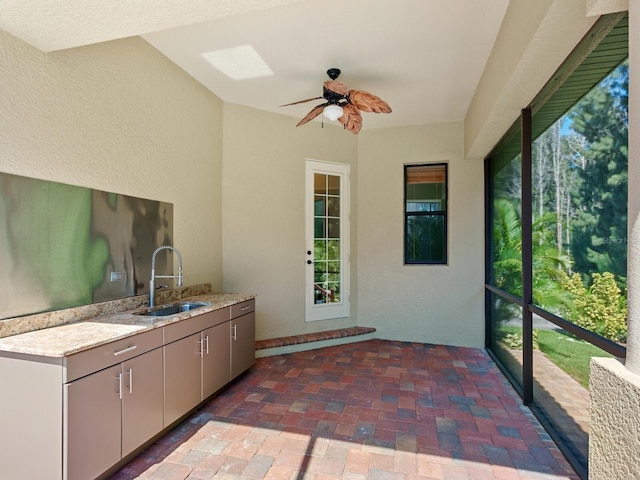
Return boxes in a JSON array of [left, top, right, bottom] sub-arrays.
[[404, 164, 447, 264]]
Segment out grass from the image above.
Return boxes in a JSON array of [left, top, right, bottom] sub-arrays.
[[496, 326, 613, 388]]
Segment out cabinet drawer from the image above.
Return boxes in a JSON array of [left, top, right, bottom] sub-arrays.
[[65, 328, 163, 383], [231, 299, 255, 319], [163, 308, 229, 344]]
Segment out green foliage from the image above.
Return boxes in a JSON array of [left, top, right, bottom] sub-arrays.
[[559, 271, 627, 342], [492, 199, 571, 310], [503, 330, 539, 350], [569, 61, 628, 281]]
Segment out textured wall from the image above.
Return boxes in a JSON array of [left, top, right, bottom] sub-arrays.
[[464, 0, 597, 159], [590, 358, 640, 479], [357, 122, 485, 348], [221, 103, 358, 341], [0, 31, 224, 301]]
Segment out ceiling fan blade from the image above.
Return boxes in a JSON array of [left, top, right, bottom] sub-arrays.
[[348, 90, 392, 113], [296, 103, 327, 127], [279, 96, 323, 107], [339, 104, 363, 134], [324, 80, 349, 96]]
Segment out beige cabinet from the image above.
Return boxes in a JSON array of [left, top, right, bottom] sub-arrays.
[[230, 300, 255, 379], [122, 348, 164, 456], [65, 364, 121, 480], [65, 346, 163, 480], [164, 332, 202, 426], [0, 297, 255, 480], [163, 307, 231, 426], [203, 321, 231, 399]]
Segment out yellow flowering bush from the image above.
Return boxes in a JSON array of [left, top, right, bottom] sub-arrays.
[[559, 271, 627, 342]]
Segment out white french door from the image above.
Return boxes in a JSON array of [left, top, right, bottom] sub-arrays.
[[305, 160, 350, 321]]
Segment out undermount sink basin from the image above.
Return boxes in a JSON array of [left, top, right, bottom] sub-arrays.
[[138, 301, 210, 317]]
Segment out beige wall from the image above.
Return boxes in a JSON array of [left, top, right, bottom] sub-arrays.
[[356, 123, 485, 347], [0, 31, 224, 293], [221, 103, 358, 341], [465, 0, 597, 159]]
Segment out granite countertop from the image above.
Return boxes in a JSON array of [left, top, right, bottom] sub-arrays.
[[0, 292, 255, 358]]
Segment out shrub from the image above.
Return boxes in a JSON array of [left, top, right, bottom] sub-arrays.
[[503, 330, 539, 350], [559, 271, 627, 342]]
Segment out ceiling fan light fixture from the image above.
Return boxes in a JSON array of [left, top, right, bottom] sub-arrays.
[[323, 104, 344, 121]]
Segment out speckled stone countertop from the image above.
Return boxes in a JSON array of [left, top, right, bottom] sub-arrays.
[[0, 288, 255, 358]]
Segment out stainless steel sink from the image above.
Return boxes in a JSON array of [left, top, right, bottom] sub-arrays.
[[138, 301, 210, 317]]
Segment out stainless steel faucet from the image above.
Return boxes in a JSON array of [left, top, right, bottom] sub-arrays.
[[149, 245, 183, 308]]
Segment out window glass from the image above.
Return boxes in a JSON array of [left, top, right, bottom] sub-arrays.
[[404, 164, 447, 264]]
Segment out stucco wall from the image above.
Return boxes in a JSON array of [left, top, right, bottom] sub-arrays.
[[0, 31, 224, 297], [590, 358, 640, 479], [357, 122, 485, 348], [465, 0, 597, 159], [221, 103, 358, 341]]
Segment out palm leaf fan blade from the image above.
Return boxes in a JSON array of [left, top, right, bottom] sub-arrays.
[[339, 104, 363, 134], [296, 104, 326, 127], [324, 80, 349, 96], [348, 90, 392, 113]]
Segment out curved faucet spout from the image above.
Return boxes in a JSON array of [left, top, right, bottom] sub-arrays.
[[149, 245, 183, 308]]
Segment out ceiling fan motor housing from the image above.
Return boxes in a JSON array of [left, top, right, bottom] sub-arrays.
[[327, 68, 341, 80]]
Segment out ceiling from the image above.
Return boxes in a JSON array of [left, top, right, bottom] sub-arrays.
[[0, 0, 510, 131]]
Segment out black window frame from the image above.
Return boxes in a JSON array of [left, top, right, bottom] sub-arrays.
[[403, 163, 448, 265]]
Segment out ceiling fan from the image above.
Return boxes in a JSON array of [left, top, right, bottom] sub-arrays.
[[280, 68, 392, 134]]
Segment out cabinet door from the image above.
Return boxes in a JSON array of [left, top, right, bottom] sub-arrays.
[[230, 311, 255, 379], [122, 348, 164, 457], [65, 364, 122, 480], [164, 333, 202, 426], [202, 322, 231, 399]]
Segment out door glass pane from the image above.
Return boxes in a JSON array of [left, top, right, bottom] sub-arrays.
[[314, 218, 325, 238], [327, 175, 340, 195], [314, 196, 326, 216], [327, 197, 340, 217], [315, 174, 327, 195], [314, 174, 341, 304]]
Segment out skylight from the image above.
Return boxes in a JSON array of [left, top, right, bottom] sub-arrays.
[[201, 45, 273, 80]]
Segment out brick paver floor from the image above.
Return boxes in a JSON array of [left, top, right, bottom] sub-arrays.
[[112, 340, 579, 479]]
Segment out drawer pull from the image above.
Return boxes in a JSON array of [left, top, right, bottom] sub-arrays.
[[241, 305, 251, 311], [114, 345, 137, 356]]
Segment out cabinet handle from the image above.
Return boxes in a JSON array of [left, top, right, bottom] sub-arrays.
[[205, 335, 209, 355], [232, 324, 237, 341], [198, 338, 204, 357], [241, 305, 251, 311], [127, 368, 133, 394], [117, 373, 123, 400], [114, 345, 137, 356]]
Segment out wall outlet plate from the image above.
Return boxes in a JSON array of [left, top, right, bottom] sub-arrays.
[[110, 271, 125, 282]]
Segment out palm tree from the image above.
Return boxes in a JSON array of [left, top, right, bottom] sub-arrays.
[[492, 199, 571, 313]]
